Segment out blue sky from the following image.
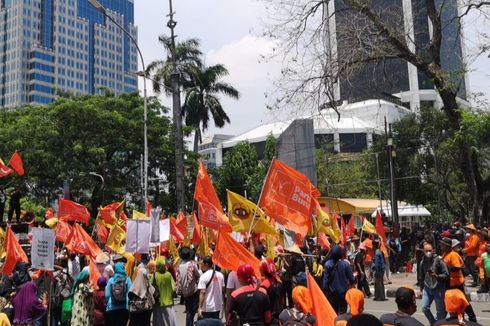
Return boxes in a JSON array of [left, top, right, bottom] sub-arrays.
[[134, 0, 490, 137]]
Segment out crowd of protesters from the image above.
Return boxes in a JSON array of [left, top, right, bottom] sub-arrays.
[[0, 217, 488, 326]]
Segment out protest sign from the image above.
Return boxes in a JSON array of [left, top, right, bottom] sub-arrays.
[[31, 228, 55, 271]]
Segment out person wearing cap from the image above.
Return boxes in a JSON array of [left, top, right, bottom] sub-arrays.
[[323, 245, 355, 314], [372, 239, 386, 301], [433, 289, 482, 326], [380, 287, 424, 326], [278, 285, 316, 325], [463, 224, 480, 287], [334, 288, 364, 326], [259, 258, 283, 325], [228, 264, 271, 325], [419, 243, 449, 325], [440, 237, 477, 322], [354, 243, 371, 297]]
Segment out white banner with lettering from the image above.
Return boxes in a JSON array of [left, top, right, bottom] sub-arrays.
[[31, 228, 55, 271]]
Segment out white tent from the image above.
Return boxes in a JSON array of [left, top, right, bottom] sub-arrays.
[[371, 205, 431, 218]]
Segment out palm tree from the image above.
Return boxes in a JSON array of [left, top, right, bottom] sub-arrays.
[[145, 36, 202, 94], [183, 63, 239, 152]]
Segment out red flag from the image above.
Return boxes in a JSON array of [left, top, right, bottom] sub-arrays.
[[65, 224, 102, 258], [375, 210, 387, 243], [307, 274, 337, 325], [0, 159, 13, 178], [169, 218, 185, 243], [146, 201, 152, 217], [55, 220, 73, 243], [8, 151, 24, 176], [340, 216, 347, 247], [2, 228, 29, 275], [192, 213, 201, 246], [97, 224, 109, 244], [317, 232, 331, 250], [58, 199, 91, 225], [346, 215, 355, 237], [99, 202, 120, 225], [175, 211, 187, 237], [89, 258, 101, 290], [212, 231, 261, 277], [258, 159, 320, 236], [194, 161, 232, 232]]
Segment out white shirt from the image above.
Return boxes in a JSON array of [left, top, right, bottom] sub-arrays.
[[197, 269, 224, 312], [226, 270, 241, 290]]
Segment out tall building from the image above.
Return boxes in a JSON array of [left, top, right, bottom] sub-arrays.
[[0, 0, 137, 108], [327, 0, 468, 111]]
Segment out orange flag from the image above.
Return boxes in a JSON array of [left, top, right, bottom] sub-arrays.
[[212, 231, 261, 277], [2, 228, 29, 275], [194, 161, 232, 232], [59, 199, 91, 225], [65, 224, 102, 258], [97, 224, 109, 244], [375, 210, 387, 243], [258, 159, 320, 236], [89, 258, 101, 290], [175, 211, 187, 237], [55, 220, 73, 243], [346, 215, 355, 237], [307, 273, 337, 325], [170, 217, 185, 243], [145, 201, 152, 217], [317, 232, 331, 250], [99, 202, 120, 225], [0, 159, 14, 178], [8, 151, 24, 176], [340, 216, 347, 247], [192, 213, 201, 246]]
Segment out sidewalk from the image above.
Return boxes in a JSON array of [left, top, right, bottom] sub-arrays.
[[370, 272, 490, 302]]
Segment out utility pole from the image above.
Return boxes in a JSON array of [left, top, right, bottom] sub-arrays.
[[385, 117, 399, 226], [167, 0, 186, 210], [375, 152, 383, 214]]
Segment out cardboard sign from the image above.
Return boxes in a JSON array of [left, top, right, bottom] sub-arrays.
[[31, 228, 55, 271]]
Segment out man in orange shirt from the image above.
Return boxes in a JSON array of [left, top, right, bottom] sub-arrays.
[[362, 235, 374, 283], [440, 237, 477, 322], [463, 224, 480, 287]]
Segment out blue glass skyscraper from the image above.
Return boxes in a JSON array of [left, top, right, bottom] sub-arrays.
[[0, 0, 137, 108]]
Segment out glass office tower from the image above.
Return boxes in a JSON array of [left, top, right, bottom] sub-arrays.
[[0, 0, 138, 108]]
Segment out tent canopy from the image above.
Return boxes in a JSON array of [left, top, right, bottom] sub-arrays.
[[371, 206, 431, 218], [318, 197, 407, 215]]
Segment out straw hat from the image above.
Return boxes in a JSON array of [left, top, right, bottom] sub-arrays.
[[464, 224, 477, 232], [285, 244, 303, 255]]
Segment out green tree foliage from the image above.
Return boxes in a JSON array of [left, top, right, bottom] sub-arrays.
[[0, 93, 194, 214]]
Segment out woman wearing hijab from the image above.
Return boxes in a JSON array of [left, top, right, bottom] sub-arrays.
[[151, 257, 178, 326], [93, 277, 107, 326], [0, 297, 11, 326], [128, 268, 154, 326], [278, 286, 316, 325], [12, 281, 47, 325], [105, 262, 132, 326], [70, 270, 94, 326]]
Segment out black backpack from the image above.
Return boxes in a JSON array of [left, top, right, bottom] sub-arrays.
[[111, 276, 127, 305], [283, 309, 310, 326]]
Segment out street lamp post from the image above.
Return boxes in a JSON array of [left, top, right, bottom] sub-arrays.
[[88, 0, 148, 208], [167, 0, 186, 210], [89, 172, 105, 203]]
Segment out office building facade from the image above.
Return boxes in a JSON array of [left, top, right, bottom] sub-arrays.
[[327, 0, 467, 110], [0, 0, 137, 108]]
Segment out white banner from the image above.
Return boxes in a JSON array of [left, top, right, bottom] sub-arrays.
[[159, 219, 170, 242], [31, 228, 55, 271], [125, 219, 151, 253], [150, 207, 163, 243]]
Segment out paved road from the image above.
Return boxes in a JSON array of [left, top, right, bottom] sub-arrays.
[[173, 297, 490, 325]]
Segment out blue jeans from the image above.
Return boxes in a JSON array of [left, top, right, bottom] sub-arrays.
[[421, 287, 446, 325]]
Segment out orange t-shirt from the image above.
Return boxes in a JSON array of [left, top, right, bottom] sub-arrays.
[[464, 234, 479, 257], [443, 250, 465, 287], [363, 239, 374, 263]]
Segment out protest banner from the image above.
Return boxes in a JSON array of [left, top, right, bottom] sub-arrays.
[[31, 228, 55, 271]]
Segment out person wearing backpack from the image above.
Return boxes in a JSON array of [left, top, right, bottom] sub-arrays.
[[278, 286, 316, 326], [322, 245, 355, 314], [259, 258, 284, 325], [105, 262, 132, 325], [176, 247, 201, 326]]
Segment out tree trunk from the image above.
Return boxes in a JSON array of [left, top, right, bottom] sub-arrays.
[[193, 128, 201, 153]]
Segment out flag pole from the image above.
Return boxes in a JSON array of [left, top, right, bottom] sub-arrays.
[[247, 158, 275, 237]]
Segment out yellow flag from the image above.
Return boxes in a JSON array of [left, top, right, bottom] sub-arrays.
[[362, 218, 377, 234], [0, 227, 5, 258], [168, 237, 180, 266], [227, 190, 277, 235], [265, 234, 276, 259], [317, 205, 341, 244], [196, 228, 211, 257], [106, 224, 126, 254], [132, 210, 147, 220]]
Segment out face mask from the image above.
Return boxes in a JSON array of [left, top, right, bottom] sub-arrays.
[[425, 252, 433, 259]]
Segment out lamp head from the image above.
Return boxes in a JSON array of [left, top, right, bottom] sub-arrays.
[[88, 0, 106, 13]]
